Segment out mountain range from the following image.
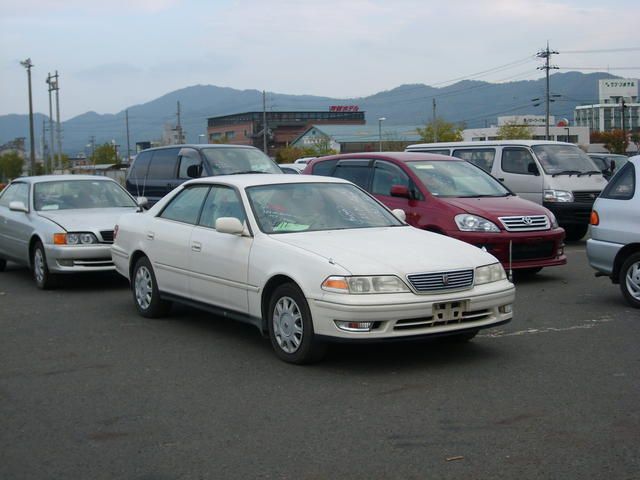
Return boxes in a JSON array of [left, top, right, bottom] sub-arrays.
[[0, 72, 615, 156]]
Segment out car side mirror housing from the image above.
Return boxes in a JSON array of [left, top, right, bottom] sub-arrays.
[[136, 196, 148, 208], [187, 164, 203, 178], [9, 201, 28, 213], [391, 208, 406, 222], [390, 184, 411, 198], [215, 217, 245, 235], [527, 162, 540, 176]]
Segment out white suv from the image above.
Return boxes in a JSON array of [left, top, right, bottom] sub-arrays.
[[587, 155, 640, 308]]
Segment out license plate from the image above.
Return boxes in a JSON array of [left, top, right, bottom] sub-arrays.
[[432, 301, 468, 322]]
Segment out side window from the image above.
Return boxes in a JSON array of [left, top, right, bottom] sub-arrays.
[[372, 161, 410, 196], [0, 183, 29, 208], [147, 148, 179, 180], [178, 149, 204, 179], [412, 149, 450, 155], [312, 160, 338, 176], [199, 186, 246, 229], [159, 186, 209, 224], [129, 151, 151, 180], [502, 148, 536, 175], [452, 148, 496, 172], [333, 161, 371, 190], [600, 163, 635, 200]]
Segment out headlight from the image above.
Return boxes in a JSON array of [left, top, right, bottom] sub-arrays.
[[55, 232, 99, 245], [455, 214, 500, 233], [475, 263, 507, 285], [543, 189, 573, 202], [322, 275, 410, 294], [548, 211, 559, 228]]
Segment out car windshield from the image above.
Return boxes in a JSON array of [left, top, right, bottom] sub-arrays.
[[34, 180, 137, 211], [201, 147, 281, 175], [246, 182, 403, 234], [533, 144, 600, 175], [406, 160, 511, 197]]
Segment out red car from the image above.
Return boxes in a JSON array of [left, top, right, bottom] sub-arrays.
[[304, 152, 566, 274]]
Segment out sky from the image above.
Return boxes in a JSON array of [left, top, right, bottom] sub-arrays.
[[1, 0, 639, 120]]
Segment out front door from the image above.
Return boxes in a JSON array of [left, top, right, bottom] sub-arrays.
[[497, 147, 544, 203]]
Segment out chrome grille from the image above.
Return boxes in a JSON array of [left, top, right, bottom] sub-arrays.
[[407, 269, 474, 293], [100, 230, 114, 243], [499, 215, 549, 232], [394, 309, 493, 330], [572, 191, 600, 204]]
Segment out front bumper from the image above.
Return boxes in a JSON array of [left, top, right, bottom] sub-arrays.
[[308, 281, 515, 340], [586, 237, 623, 278], [44, 243, 115, 273]]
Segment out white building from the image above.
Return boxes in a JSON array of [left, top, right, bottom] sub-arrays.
[[574, 78, 639, 132]]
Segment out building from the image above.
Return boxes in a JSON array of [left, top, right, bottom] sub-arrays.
[[291, 124, 423, 153], [462, 115, 590, 147], [574, 79, 639, 133], [206, 107, 365, 155]]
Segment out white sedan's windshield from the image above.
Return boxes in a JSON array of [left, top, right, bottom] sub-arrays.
[[34, 180, 136, 211], [247, 183, 403, 233]]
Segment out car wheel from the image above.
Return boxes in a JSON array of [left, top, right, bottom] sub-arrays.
[[564, 224, 588, 242], [132, 256, 171, 318], [268, 283, 326, 364], [32, 241, 56, 289], [619, 252, 640, 309], [0, 258, 6, 272]]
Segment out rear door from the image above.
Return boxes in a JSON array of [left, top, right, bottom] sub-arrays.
[[332, 159, 372, 190], [143, 148, 181, 204]]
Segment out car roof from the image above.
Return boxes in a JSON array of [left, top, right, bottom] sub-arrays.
[[406, 140, 575, 149], [310, 152, 459, 163], [184, 173, 351, 189], [12, 175, 117, 184], [138, 144, 259, 153]]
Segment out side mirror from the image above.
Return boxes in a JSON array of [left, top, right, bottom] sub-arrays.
[[187, 164, 203, 178], [390, 184, 411, 198], [610, 160, 616, 173], [9, 201, 28, 213], [527, 162, 540, 176], [391, 208, 406, 222], [136, 196, 148, 208], [215, 217, 245, 235]]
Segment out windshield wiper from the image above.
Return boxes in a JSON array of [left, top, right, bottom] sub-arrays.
[[223, 170, 269, 175], [578, 170, 603, 177], [552, 170, 582, 177]]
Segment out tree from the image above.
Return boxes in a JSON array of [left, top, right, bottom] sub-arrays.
[[416, 119, 463, 143], [0, 151, 25, 181], [275, 145, 310, 164], [599, 130, 628, 155], [90, 143, 118, 165], [496, 122, 533, 140], [630, 132, 640, 154]]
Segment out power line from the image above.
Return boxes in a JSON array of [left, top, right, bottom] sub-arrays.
[[561, 47, 640, 54]]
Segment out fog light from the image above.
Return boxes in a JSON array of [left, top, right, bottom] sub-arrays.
[[557, 244, 564, 256], [335, 321, 375, 332], [57, 259, 73, 267], [499, 304, 512, 314]]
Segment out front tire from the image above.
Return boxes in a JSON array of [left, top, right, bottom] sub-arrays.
[[619, 252, 640, 309], [32, 241, 55, 289], [268, 283, 326, 364], [0, 258, 6, 272], [131, 256, 171, 318]]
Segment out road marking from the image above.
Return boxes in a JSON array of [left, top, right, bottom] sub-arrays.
[[479, 316, 615, 338]]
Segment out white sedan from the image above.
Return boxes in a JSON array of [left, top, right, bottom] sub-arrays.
[[112, 174, 514, 363]]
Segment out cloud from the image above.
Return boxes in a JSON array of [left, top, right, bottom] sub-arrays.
[[0, 0, 181, 16]]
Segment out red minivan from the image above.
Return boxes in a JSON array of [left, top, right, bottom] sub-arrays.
[[304, 152, 566, 274]]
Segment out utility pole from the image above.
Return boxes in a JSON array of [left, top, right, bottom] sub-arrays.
[[175, 101, 185, 144], [432, 98, 438, 142], [89, 136, 96, 165], [49, 71, 63, 170], [41, 119, 47, 174], [20, 58, 36, 176], [125, 109, 131, 163], [46, 73, 56, 174], [262, 90, 268, 154], [537, 42, 559, 140], [620, 98, 627, 139]]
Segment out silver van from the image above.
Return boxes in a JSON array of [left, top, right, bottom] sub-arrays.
[[405, 140, 607, 241], [587, 155, 640, 308]]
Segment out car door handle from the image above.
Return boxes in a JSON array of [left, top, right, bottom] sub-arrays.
[[191, 241, 202, 252], [146, 231, 155, 240], [498, 177, 505, 181]]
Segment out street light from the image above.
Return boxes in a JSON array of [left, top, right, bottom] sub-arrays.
[[20, 58, 36, 175], [378, 117, 386, 152]]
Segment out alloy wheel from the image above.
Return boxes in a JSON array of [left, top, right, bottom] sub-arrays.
[[134, 265, 153, 310], [272, 296, 303, 353]]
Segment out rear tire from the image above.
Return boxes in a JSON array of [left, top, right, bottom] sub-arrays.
[[619, 252, 640, 309], [564, 224, 588, 242], [32, 241, 56, 289], [131, 256, 171, 318], [268, 283, 326, 364]]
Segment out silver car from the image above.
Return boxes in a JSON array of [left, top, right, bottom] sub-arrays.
[[587, 155, 640, 308], [0, 175, 141, 289]]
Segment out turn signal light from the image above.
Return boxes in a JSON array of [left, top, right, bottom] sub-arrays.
[[590, 210, 599, 226], [53, 233, 66, 245]]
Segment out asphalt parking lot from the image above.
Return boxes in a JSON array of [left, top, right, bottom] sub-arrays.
[[1, 241, 639, 479]]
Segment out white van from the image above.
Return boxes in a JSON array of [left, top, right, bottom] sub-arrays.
[[405, 140, 607, 240]]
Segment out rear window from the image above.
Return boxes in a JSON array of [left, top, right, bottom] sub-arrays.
[[129, 151, 151, 180], [452, 148, 496, 172], [147, 148, 180, 180], [333, 162, 371, 189], [312, 160, 338, 176], [600, 163, 635, 200]]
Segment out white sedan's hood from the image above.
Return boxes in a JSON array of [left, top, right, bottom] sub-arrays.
[[37, 208, 138, 232], [270, 226, 498, 275]]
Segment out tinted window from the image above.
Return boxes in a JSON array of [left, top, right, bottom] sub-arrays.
[[199, 186, 246, 229], [411, 149, 450, 155], [159, 186, 209, 224], [147, 148, 179, 180], [502, 148, 537, 175], [312, 160, 338, 176], [129, 151, 151, 181], [0, 183, 29, 208], [371, 161, 409, 196], [333, 161, 371, 189], [452, 148, 496, 172], [600, 163, 635, 200]]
